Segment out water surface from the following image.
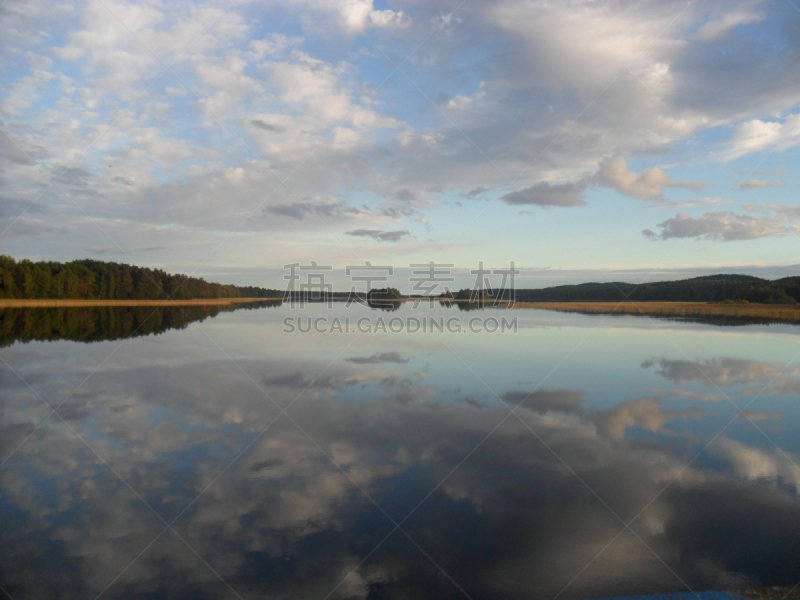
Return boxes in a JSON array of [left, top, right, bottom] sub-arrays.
[[1, 302, 799, 599]]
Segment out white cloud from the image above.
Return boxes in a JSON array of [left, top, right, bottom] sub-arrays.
[[260, 50, 401, 132], [695, 10, 764, 41], [645, 209, 800, 241], [489, 2, 682, 98], [596, 155, 706, 201], [744, 203, 800, 219], [597, 397, 703, 441], [650, 196, 733, 210], [5, 0, 800, 272], [292, 0, 410, 34], [645, 358, 789, 388], [248, 33, 303, 59], [712, 438, 800, 490], [720, 113, 800, 160], [332, 0, 410, 32], [737, 179, 785, 190]]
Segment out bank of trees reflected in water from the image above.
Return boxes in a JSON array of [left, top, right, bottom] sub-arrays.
[[0, 301, 283, 346]]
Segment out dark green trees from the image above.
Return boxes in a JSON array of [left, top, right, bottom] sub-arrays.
[[0, 256, 278, 300]]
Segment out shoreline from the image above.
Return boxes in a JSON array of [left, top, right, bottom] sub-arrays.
[[507, 300, 800, 322], [0, 298, 798, 322], [0, 298, 282, 308]]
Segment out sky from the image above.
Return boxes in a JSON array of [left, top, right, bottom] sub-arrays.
[[1, 0, 800, 290]]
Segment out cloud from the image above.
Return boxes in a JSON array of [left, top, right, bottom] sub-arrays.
[[502, 389, 704, 441], [650, 196, 733, 210], [596, 155, 706, 201], [302, 0, 410, 33], [712, 438, 800, 490], [248, 33, 302, 58], [251, 119, 286, 133], [346, 352, 409, 364], [645, 208, 800, 241], [0, 130, 35, 165], [720, 113, 800, 160], [6, 1, 800, 272], [0, 194, 54, 240], [346, 229, 409, 242], [266, 204, 313, 220], [264, 200, 364, 222], [746, 204, 800, 220], [6, 338, 800, 598], [377, 188, 436, 219], [642, 228, 657, 239], [596, 397, 703, 441], [501, 181, 587, 207], [739, 410, 782, 422], [644, 358, 788, 388], [737, 180, 785, 190], [86, 245, 166, 255], [464, 186, 490, 199], [695, 10, 764, 41], [0, 197, 46, 219], [648, 387, 727, 403]]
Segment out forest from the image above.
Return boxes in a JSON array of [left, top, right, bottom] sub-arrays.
[[0, 256, 279, 300]]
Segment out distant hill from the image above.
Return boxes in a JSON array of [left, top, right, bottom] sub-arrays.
[[504, 274, 800, 304], [0, 256, 279, 300]]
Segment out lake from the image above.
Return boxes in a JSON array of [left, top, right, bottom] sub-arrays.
[[1, 301, 799, 599]]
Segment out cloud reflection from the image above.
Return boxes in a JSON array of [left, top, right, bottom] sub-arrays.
[[1, 330, 800, 599]]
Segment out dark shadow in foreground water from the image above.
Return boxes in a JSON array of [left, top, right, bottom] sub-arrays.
[[0, 300, 282, 347]]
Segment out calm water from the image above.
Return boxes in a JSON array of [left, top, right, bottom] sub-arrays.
[[1, 302, 799, 599]]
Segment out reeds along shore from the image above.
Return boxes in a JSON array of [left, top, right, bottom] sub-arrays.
[[507, 301, 800, 322], [1, 297, 799, 323]]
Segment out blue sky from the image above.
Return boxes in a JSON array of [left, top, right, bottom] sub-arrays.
[[1, 0, 800, 289]]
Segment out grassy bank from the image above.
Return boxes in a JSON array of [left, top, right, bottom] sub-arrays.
[[509, 301, 800, 322]]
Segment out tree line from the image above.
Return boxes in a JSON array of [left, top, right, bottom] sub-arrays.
[[0, 256, 280, 300], [2, 256, 798, 305]]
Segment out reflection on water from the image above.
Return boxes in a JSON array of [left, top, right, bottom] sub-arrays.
[[653, 314, 800, 327], [0, 303, 799, 599], [0, 300, 282, 347], [366, 299, 402, 311]]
